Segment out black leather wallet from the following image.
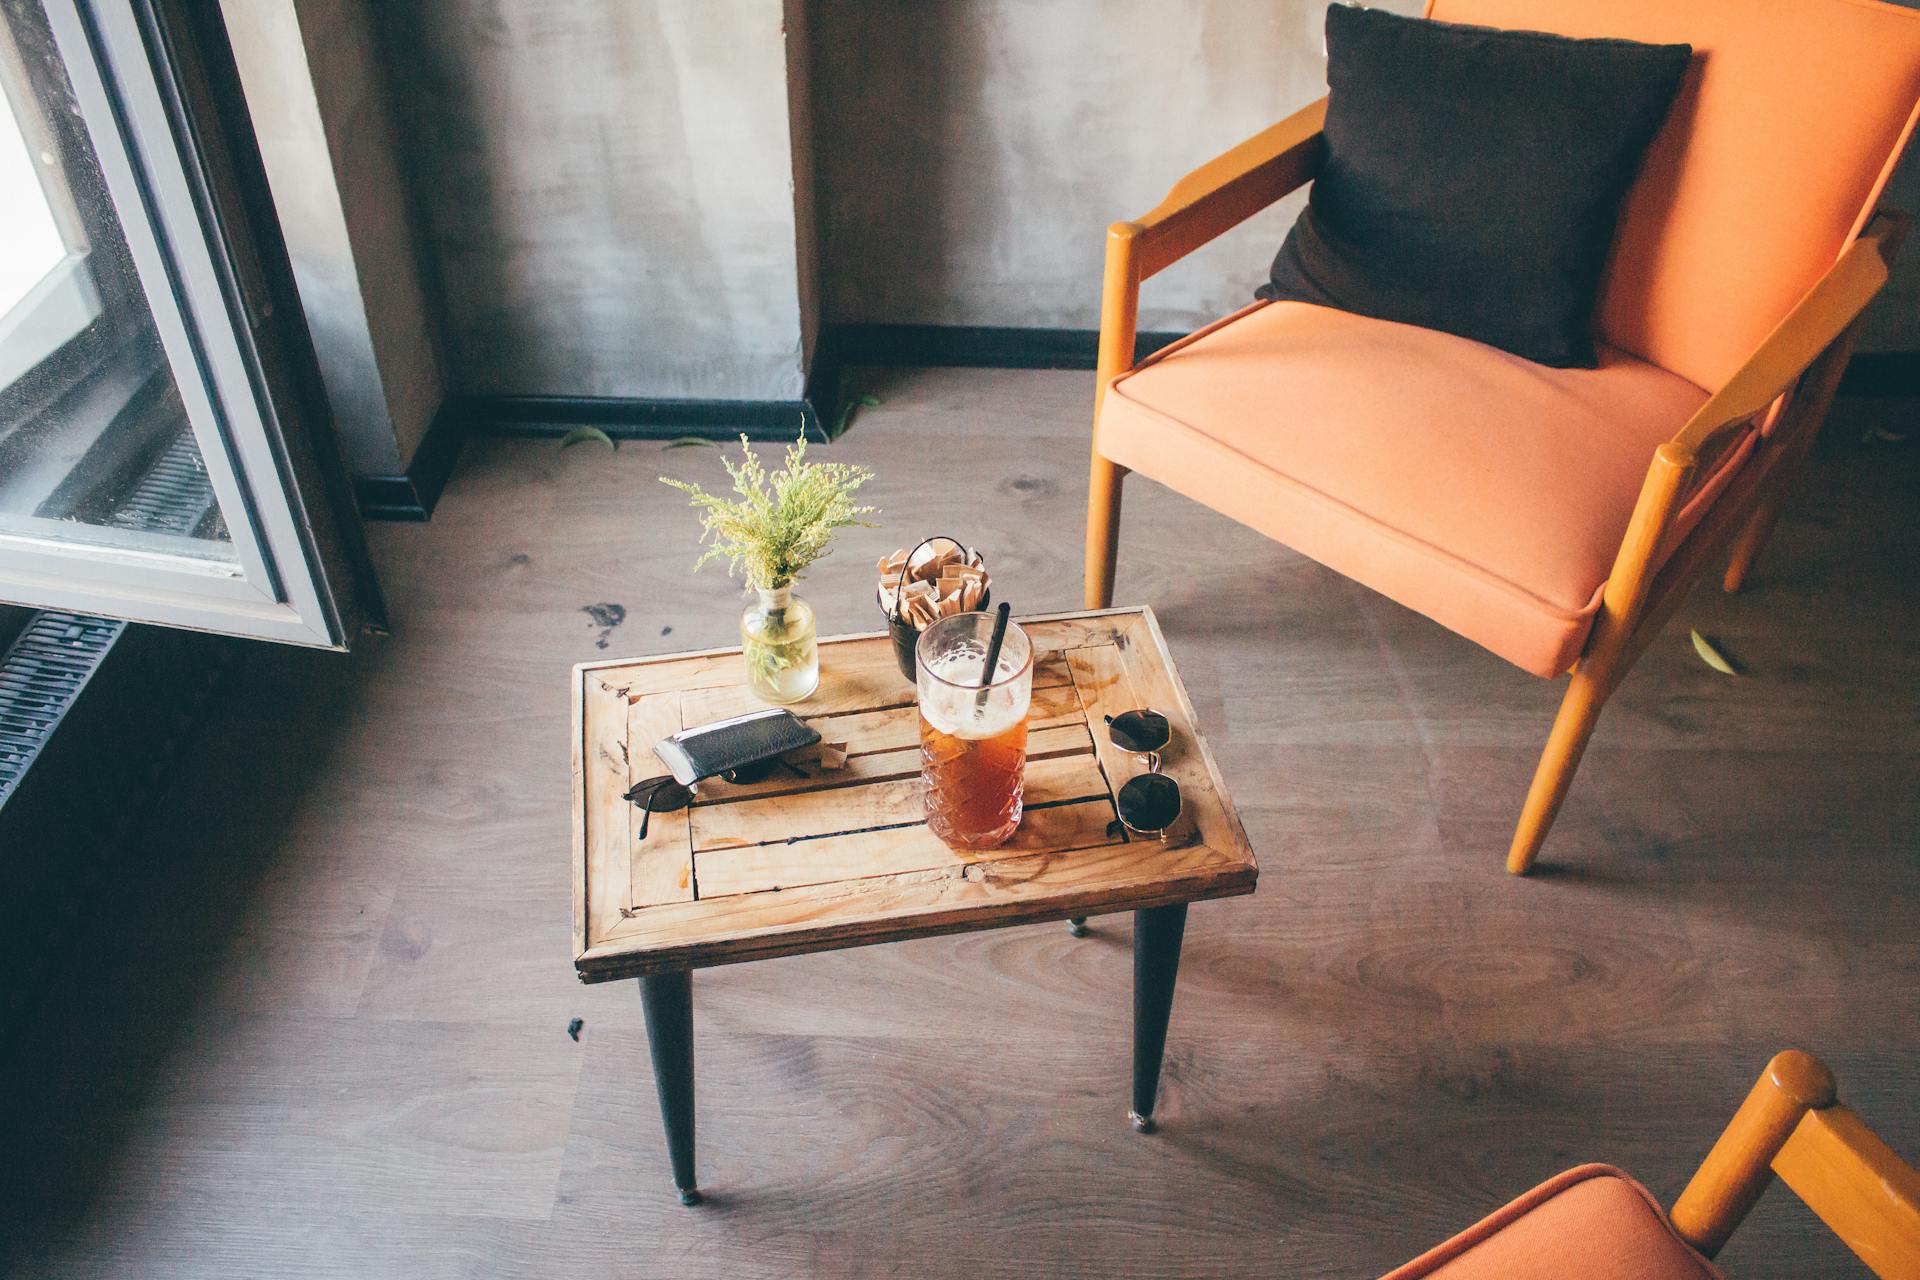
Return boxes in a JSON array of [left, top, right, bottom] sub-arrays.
[[651, 708, 821, 786]]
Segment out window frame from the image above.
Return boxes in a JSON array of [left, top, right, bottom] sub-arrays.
[[0, 0, 352, 648]]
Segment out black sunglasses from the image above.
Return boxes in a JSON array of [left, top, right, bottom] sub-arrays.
[[623, 776, 692, 841], [1104, 709, 1183, 839], [623, 757, 806, 840]]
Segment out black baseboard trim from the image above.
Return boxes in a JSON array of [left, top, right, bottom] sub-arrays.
[[352, 399, 466, 522], [804, 323, 1189, 439], [465, 394, 827, 443], [1839, 350, 1920, 399], [352, 472, 434, 522], [819, 322, 1186, 374], [354, 393, 833, 522]]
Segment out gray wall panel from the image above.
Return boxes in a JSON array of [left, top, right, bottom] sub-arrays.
[[812, 0, 1420, 335], [225, 0, 447, 474], [374, 0, 810, 401]]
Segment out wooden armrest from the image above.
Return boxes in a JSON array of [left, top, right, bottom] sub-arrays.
[[1094, 96, 1327, 395], [1119, 96, 1328, 280], [1672, 1050, 1838, 1257], [1670, 211, 1907, 460]]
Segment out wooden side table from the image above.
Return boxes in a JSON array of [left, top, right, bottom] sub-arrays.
[[571, 606, 1257, 1203]]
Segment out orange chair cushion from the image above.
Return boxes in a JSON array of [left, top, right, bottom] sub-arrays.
[[1426, 0, 1920, 394], [1380, 1165, 1725, 1280], [1096, 301, 1716, 677]]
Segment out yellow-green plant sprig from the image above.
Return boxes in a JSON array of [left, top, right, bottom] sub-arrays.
[[661, 434, 878, 590]]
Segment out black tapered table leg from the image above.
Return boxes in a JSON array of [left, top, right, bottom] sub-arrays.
[[638, 969, 700, 1205], [1067, 916, 1089, 937], [1130, 902, 1188, 1134]]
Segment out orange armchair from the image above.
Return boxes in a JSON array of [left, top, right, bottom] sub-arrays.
[[1084, 0, 1920, 873], [1377, 1051, 1920, 1279]]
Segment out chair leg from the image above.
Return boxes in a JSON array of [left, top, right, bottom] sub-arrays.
[[1085, 454, 1126, 609], [1722, 487, 1790, 594], [1507, 665, 1617, 875]]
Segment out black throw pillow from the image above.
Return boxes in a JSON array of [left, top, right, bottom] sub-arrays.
[[1258, 5, 1691, 368]]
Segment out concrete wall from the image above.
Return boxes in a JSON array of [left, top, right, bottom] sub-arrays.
[[371, 0, 815, 402], [223, 0, 445, 476], [784, 0, 823, 371], [1863, 0, 1920, 352], [813, 0, 1918, 350], [813, 0, 1420, 335], [1863, 153, 1920, 352]]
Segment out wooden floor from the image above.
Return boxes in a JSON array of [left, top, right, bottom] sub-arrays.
[[3, 367, 1916, 1278]]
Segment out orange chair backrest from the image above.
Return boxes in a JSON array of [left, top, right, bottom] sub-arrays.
[[1425, 0, 1920, 393]]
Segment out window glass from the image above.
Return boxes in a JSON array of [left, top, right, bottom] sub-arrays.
[[0, 8, 232, 559]]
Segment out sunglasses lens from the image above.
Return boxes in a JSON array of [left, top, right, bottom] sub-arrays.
[[722, 759, 778, 784], [1107, 709, 1171, 755], [1116, 773, 1181, 833], [624, 777, 693, 812]]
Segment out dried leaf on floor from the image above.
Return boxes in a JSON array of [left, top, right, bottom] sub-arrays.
[[559, 426, 615, 451], [1690, 629, 1740, 676]]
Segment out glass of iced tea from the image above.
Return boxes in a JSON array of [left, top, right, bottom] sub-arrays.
[[916, 612, 1033, 850]]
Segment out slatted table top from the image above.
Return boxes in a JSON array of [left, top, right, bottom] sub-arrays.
[[571, 606, 1257, 981]]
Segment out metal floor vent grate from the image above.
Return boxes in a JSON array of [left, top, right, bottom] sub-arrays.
[[0, 431, 214, 805], [111, 431, 218, 536], [0, 432, 216, 806], [0, 612, 126, 805]]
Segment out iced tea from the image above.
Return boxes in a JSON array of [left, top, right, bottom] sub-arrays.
[[916, 614, 1033, 850]]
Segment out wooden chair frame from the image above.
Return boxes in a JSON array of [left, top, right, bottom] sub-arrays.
[[1670, 1050, 1920, 1276], [1083, 94, 1911, 874]]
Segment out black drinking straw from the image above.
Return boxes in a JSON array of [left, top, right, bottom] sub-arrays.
[[975, 602, 1012, 710]]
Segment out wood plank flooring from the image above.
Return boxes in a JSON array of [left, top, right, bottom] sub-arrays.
[[2, 367, 1916, 1278]]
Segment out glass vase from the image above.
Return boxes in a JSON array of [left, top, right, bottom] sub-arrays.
[[740, 585, 819, 704]]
